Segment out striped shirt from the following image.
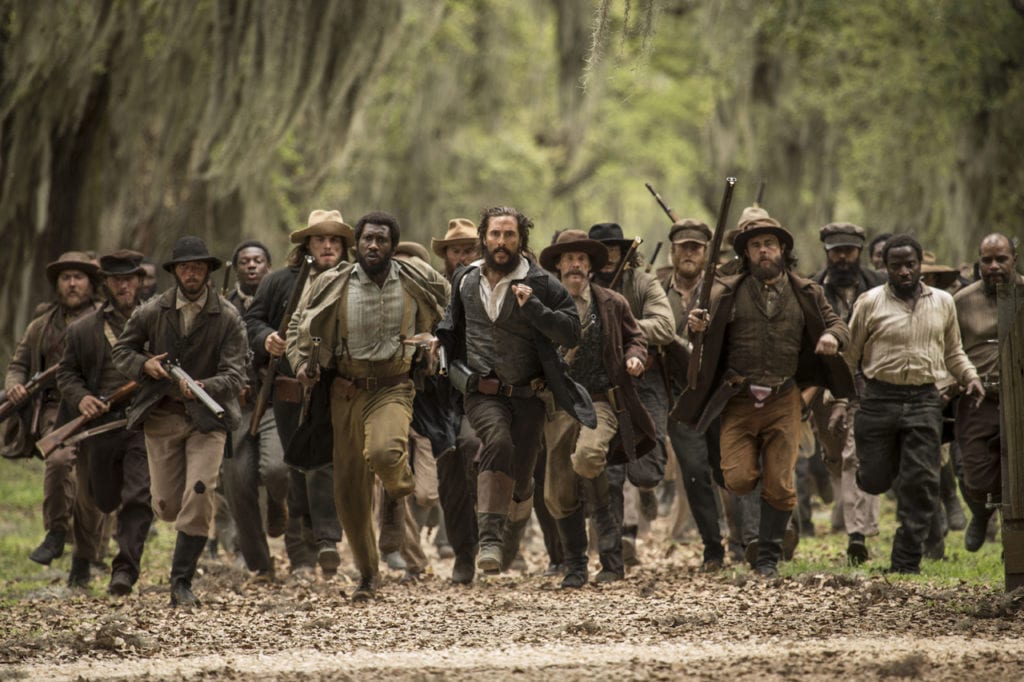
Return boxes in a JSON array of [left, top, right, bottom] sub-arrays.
[[343, 261, 413, 362], [844, 282, 978, 387]]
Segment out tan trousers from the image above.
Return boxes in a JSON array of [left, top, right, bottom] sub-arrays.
[[834, 407, 880, 536], [543, 402, 617, 519], [143, 408, 226, 537], [719, 385, 802, 512], [410, 428, 440, 509], [330, 380, 415, 578]]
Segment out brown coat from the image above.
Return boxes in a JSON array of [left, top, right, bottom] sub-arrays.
[[112, 285, 248, 432], [671, 271, 855, 428], [590, 284, 657, 464]]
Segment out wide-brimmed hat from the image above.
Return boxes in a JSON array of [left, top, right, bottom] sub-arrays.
[[98, 249, 146, 277], [669, 219, 712, 246], [431, 218, 478, 257], [161, 236, 222, 273], [539, 229, 609, 272], [732, 217, 795, 256], [819, 222, 866, 250], [726, 205, 772, 249], [45, 251, 99, 287], [395, 241, 431, 262], [921, 251, 959, 290], [588, 222, 634, 251], [289, 209, 355, 245]]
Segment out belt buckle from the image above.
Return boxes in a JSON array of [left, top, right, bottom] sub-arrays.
[[749, 384, 772, 408], [606, 386, 619, 411], [365, 376, 378, 391]]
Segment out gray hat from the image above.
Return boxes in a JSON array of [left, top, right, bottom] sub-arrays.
[[669, 219, 712, 245], [162, 236, 222, 273], [819, 222, 866, 250]]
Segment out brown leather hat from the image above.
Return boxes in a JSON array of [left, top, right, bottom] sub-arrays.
[[539, 229, 609, 272], [732, 217, 794, 255], [289, 209, 355, 245], [431, 218, 478, 257], [98, 249, 146, 277], [161, 236, 222, 273], [45, 251, 99, 288], [921, 251, 959, 290]]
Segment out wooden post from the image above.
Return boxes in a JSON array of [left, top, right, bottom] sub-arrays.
[[999, 280, 1024, 591]]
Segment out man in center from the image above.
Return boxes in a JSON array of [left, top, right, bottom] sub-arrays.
[[538, 230, 654, 587]]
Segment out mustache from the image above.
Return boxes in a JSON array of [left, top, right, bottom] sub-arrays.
[[565, 269, 587, 277]]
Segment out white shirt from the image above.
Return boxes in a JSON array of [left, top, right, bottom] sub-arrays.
[[461, 257, 530, 322]]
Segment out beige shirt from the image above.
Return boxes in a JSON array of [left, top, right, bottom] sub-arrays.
[[461, 257, 530, 322], [844, 282, 978, 387], [344, 261, 412, 362], [175, 286, 209, 336]]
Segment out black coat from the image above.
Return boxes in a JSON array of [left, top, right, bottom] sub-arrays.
[[437, 259, 596, 428]]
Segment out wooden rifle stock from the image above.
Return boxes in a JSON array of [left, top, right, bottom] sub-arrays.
[[608, 237, 643, 291], [248, 255, 314, 437], [686, 177, 737, 390], [0, 364, 60, 423], [644, 241, 663, 274], [754, 178, 766, 207], [35, 380, 140, 457], [645, 182, 681, 223]]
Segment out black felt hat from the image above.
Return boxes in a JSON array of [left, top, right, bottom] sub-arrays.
[[161, 236, 223, 273]]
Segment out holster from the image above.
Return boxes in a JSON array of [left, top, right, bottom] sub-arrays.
[[695, 372, 746, 434], [448, 360, 478, 396], [274, 376, 304, 404]]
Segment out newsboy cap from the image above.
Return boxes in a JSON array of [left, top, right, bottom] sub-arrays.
[[819, 222, 866, 250]]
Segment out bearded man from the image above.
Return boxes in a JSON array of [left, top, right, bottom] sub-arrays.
[[954, 233, 1022, 552], [437, 206, 594, 575], [58, 250, 153, 594], [112, 236, 248, 607], [675, 217, 854, 577], [809, 222, 886, 564], [5, 252, 102, 566]]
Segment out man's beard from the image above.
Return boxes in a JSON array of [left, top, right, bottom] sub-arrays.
[[827, 261, 860, 288], [591, 268, 614, 287], [357, 252, 390, 276], [484, 247, 521, 275], [58, 290, 92, 312], [750, 254, 785, 281]]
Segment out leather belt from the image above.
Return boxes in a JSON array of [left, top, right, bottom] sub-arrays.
[[476, 376, 545, 398], [746, 378, 795, 407], [589, 387, 620, 410], [350, 374, 410, 391]]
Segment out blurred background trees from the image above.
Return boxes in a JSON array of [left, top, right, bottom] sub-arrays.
[[2, 0, 1022, 357]]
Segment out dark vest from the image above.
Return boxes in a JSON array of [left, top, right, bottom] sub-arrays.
[[726, 276, 804, 385], [462, 269, 543, 386], [567, 298, 609, 393]]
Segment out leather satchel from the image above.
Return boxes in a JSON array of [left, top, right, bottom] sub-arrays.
[[273, 376, 304, 404]]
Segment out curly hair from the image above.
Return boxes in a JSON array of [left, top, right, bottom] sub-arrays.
[[477, 206, 534, 257], [881, 234, 923, 265], [355, 211, 401, 246]]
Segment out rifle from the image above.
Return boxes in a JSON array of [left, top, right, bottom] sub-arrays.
[[249, 255, 314, 436], [0, 364, 60, 423], [608, 237, 643, 291], [645, 182, 680, 223], [163, 360, 225, 420], [220, 262, 233, 296], [35, 380, 140, 458], [754, 178, 766, 207], [644, 241, 663, 274], [686, 177, 737, 390], [298, 337, 321, 424]]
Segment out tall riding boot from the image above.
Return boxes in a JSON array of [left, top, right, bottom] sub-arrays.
[[476, 471, 515, 573], [754, 499, 791, 578], [555, 506, 589, 588], [500, 497, 533, 572], [586, 473, 623, 582], [169, 531, 207, 607], [940, 459, 966, 531]]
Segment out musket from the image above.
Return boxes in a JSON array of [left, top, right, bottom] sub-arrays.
[[644, 241, 663, 274], [47, 418, 129, 451], [608, 237, 644, 291], [220, 262, 233, 296], [249, 255, 315, 436], [0, 365, 60, 423], [687, 177, 737, 390], [163, 360, 225, 420], [645, 182, 681, 223], [35, 380, 140, 458], [297, 337, 321, 424], [754, 178, 766, 207]]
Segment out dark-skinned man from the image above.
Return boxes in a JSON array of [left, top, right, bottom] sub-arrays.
[[287, 211, 448, 601], [437, 206, 594, 576], [246, 211, 348, 576], [112, 236, 248, 607], [954, 233, 1022, 552], [588, 222, 675, 565], [58, 250, 153, 594], [538, 230, 654, 587], [4, 252, 102, 566], [835, 234, 983, 574], [659, 219, 726, 572], [677, 217, 854, 578], [222, 239, 290, 582], [809, 223, 886, 565]]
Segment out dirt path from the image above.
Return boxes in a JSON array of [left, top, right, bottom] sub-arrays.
[[4, 535, 1023, 680]]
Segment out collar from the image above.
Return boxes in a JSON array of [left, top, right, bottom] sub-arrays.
[[352, 259, 399, 284], [476, 256, 530, 285], [884, 281, 933, 301]]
